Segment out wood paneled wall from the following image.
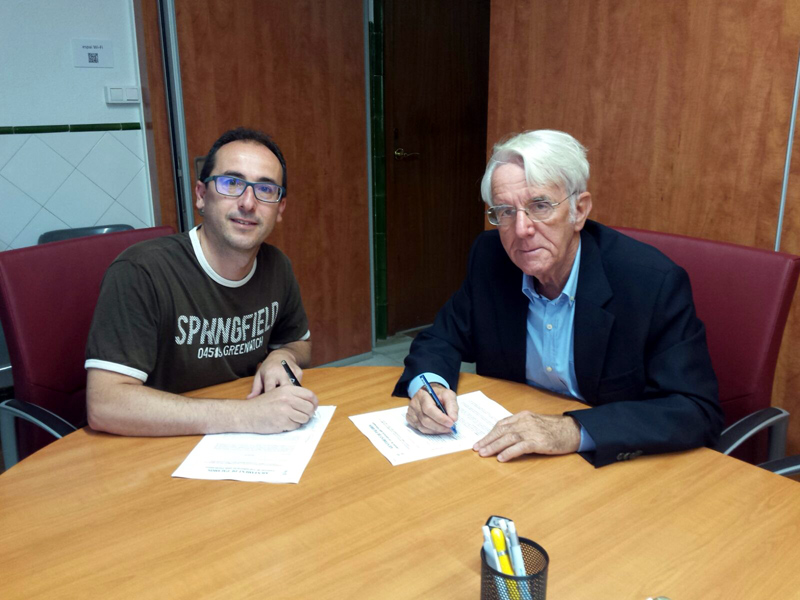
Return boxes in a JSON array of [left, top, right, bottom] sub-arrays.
[[488, 0, 800, 452], [143, 0, 371, 365]]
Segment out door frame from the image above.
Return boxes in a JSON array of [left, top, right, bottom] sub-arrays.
[[146, 0, 194, 233]]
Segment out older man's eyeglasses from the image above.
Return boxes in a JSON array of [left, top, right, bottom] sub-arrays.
[[486, 193, 575, 226], [204, 175, 285, 203]]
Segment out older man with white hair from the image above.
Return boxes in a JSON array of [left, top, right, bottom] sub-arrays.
[[394, 130, 723, 467]]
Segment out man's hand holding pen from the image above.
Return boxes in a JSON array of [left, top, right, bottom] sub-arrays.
[[406, 382, 459, 434], [240, 353, 317, 433]]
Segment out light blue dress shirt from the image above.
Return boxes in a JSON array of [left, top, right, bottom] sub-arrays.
[[408, 242, 596, 452], [522, 242, 582, 399]]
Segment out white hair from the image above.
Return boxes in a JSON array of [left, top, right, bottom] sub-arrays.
[[480, 130, 590, 220]]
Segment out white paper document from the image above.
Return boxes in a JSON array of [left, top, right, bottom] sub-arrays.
[[172, 406, 336, 484], [349, 391, 512, 466]]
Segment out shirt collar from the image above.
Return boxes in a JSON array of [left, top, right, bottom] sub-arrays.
[[189, 226, 258, 288], [522, 240, 581, 304]]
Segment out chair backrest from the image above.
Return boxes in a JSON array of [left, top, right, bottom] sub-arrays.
[[615, 227, 800, 430], [0, 226, 173, 460], [37, 224, 134, 245]]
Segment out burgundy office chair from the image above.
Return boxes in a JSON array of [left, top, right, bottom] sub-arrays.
[[0, 226, 173, 469], [615, 226, 800, 470]]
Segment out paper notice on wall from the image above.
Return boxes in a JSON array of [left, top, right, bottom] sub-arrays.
[[72, 39, 114, 68]]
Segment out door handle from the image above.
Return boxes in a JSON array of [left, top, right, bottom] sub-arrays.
[[394, 148, 420, 160]]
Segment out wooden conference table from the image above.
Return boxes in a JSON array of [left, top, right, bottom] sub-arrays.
[[2, 367, 800, 599]]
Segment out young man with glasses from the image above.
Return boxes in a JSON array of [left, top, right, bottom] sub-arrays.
[[394, 130, 723, 467], [85, 128, 317, 436]]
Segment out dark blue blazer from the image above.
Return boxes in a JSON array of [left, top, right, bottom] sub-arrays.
[[393, 221, 723, 467]]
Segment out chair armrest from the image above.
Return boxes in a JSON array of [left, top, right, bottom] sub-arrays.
[[0, 398, 77, 469], [714, 406, 789, 462], [758, 455, 800, 476], [0, 398, 76, 437]]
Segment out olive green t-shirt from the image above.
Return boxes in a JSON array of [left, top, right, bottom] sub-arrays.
[[85, 227, 309, 393]]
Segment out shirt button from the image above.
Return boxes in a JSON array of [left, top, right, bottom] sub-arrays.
[[546, 366, 553, 372], [546, 323, 553, 330]]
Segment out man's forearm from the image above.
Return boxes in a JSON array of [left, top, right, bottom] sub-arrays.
[[87, 370, 257, 436]]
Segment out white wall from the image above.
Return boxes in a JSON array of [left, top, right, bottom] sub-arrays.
[[0, 0, 155, 249], [0, 0, 141, 126]]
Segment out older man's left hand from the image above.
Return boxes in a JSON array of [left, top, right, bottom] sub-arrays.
[[473, 411, 581, 461]]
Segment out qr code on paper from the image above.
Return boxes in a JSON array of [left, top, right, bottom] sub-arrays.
[[88, 53, 98, 63]]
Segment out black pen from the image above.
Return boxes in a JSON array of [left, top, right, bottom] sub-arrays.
[[281, 360, 301, 386], [421, 374, 457, 434]]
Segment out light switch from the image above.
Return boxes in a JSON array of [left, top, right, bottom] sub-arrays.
[[107, 87, 124, 102], [106, 86, 140, 104]]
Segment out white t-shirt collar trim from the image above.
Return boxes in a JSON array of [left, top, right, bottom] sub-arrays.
[[189, 226, 257, 288]]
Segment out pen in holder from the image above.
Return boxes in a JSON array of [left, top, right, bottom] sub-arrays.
[[480, 517, 549, 600]]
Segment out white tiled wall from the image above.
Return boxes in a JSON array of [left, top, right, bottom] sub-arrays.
[[0, 130, 154, 251]]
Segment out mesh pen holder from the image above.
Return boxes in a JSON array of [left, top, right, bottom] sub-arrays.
[[480, 537, 549, 600]]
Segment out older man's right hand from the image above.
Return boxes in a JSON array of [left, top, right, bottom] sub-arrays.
[[406, 383, 459, 434]]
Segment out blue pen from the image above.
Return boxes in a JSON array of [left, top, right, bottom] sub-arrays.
[[420, 374, 457, 434]]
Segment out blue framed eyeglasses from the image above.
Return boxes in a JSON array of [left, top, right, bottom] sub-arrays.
[[204, 175, 285, 203]]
